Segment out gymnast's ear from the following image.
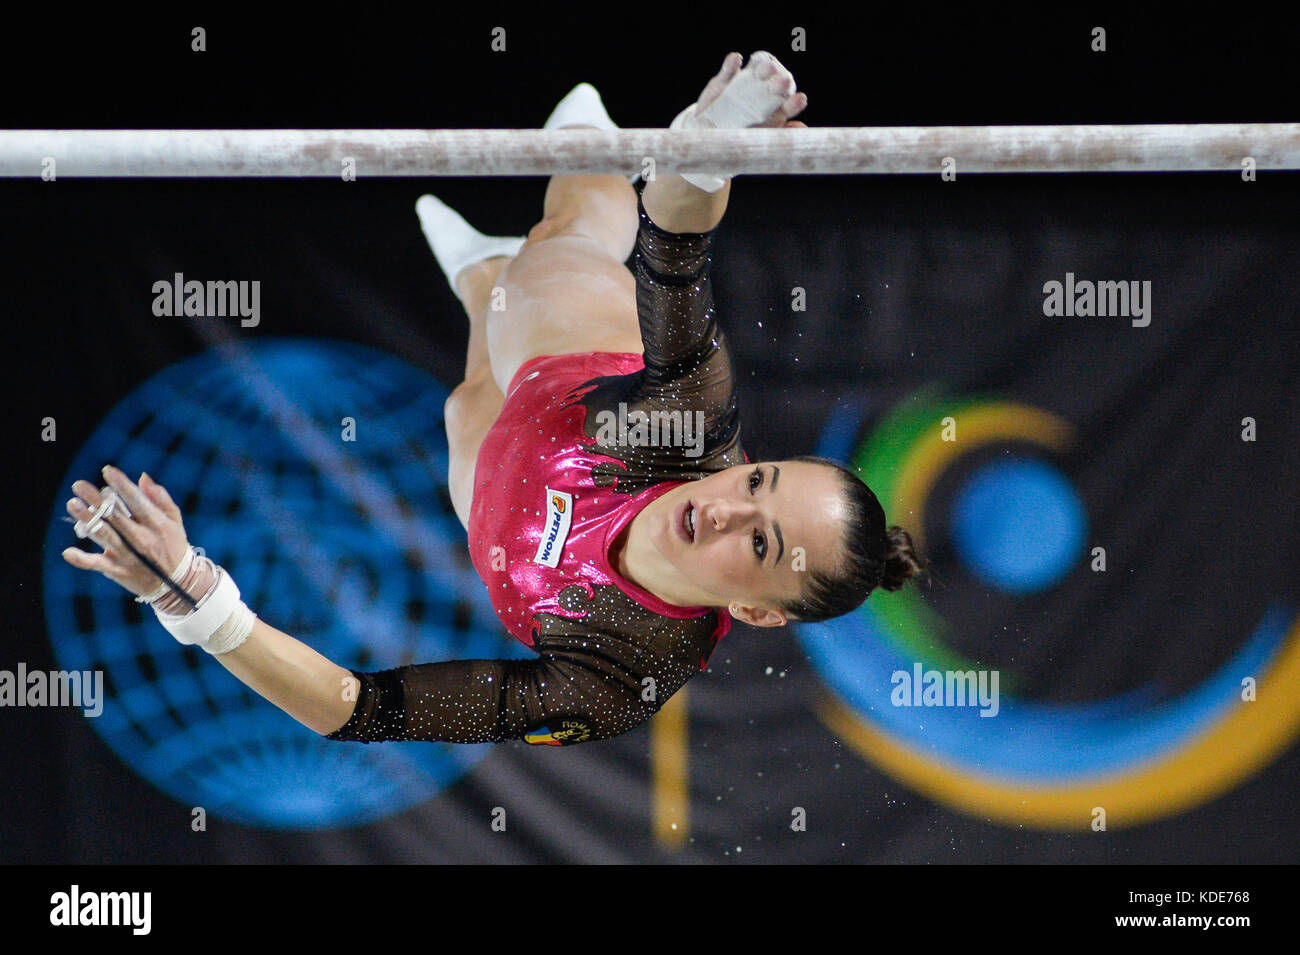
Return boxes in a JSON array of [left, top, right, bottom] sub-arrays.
[[728, 603, 788, 628]]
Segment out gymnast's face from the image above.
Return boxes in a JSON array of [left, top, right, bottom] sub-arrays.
[[641, 459, 849, 627]]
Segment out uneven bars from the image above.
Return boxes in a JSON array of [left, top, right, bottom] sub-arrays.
[[1, 125, 1298, 178]]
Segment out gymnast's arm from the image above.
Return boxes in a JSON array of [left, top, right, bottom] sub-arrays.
[[62, 469, 649, 744], [324, 650, 654, 745], [218, 612, 674, 743], [62, 468, 358, 734], [638, 49, 807, 232], [624, 57, 806, 430], [148, 597, 647, 744], [211, 619, 357, 734], [640, 169, 731, 234], [220, 630, 655, 744], [616, 182, 746, 463]]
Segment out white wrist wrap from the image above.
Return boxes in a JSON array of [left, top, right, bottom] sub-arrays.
[[205, 601, 258, 656], [695, 60, 787, 130], [669, 105, 728, 193], [135, 546, 196, 604], [669, 52, 795, 193], [155, 565, 256, 655]]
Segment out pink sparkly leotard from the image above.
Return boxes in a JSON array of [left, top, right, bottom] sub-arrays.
[[328, 186, 746, 748]]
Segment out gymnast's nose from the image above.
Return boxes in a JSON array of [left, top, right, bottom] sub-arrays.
[[702, 497, 756, 534]]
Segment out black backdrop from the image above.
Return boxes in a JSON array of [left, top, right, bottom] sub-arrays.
[[4, 11, 1298, 866]]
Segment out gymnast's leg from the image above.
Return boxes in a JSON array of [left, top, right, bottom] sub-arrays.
[[482, 126, 645, 395], [424, 87, 645, 525], [443, 255, 512, 530], [443, 147, 643, 525]]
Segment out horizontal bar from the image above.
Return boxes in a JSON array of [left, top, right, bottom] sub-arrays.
[[1, 125, 1298, 178]]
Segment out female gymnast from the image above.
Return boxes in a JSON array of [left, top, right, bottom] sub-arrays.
[[61, 51, 924, 748]]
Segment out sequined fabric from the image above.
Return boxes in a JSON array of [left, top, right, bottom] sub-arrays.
[[328, 186, 747, 746]]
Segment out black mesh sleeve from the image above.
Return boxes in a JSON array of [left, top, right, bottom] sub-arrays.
[[625, 187, 741, 451], [324, 615, 712, 748], [324, 652, 656, 747]]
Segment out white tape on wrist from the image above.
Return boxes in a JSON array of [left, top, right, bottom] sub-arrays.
[[695, 61, 786, 130], [681, 172, 728, 193], [669, 53, 794, 193], [669, 105, 728, 193], [205, 602, 257, 655], [155, 565, 253, 653], [135, 546, 196, 604]]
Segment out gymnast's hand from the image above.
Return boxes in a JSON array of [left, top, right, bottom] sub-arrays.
[[694, 51, 808, 129], [62, 465, 194, 599]]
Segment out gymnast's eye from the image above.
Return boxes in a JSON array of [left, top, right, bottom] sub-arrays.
[[748, 467, 763, 494], [753, 529, 767, 560]]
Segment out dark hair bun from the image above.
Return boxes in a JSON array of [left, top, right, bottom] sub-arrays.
[[879, 526, 924, 592]]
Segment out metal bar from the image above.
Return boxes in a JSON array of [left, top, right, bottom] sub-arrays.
[[1, 125, 1297, 178]]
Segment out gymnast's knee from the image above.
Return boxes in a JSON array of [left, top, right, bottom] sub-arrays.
[[523, 205, 634, 263], [444, 375, 495, 440], [522, 213, 578, 248]]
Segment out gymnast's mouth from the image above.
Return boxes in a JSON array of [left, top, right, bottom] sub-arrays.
[[676, 500, 696, 544]]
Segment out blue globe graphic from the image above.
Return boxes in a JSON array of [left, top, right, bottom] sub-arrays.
[[42, 338, 523, 829]]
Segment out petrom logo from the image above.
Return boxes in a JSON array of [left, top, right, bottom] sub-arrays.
[[533, 488, 573, 568]]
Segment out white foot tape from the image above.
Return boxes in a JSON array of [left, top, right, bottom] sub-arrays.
[[415, 194, 525, 296], [545, 83, 618, 132], [545, 83, 640, 184]]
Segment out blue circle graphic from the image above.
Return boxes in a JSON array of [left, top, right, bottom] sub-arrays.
[[803, 398, 1298, 808], [42, 339, 521, 829], [949, 456, 1087, 593]]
